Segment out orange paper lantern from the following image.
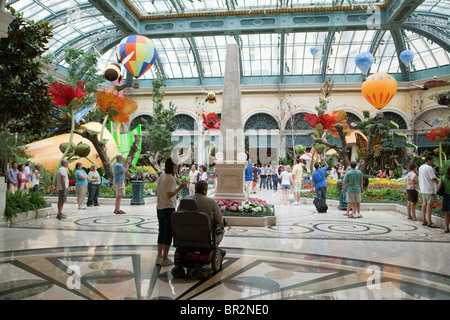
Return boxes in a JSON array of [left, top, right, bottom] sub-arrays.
[[362, 72, 398, 110]]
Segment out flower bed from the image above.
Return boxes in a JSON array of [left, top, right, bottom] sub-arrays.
[[301, 178, 444, 217], [216, 198, 274, 217], [40, 182, 157, 198]]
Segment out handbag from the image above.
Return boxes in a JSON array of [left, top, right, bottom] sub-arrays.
[[25, 181, 34, 189], [437, 180, 445, 197]]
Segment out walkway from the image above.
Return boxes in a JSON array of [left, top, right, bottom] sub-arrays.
[[0, 187, 449, 301]]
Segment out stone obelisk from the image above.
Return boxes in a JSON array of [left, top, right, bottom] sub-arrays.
[[214, 39, 247, 202]]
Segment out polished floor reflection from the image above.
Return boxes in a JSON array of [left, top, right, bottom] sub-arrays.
[[0, 189, 449, 300]]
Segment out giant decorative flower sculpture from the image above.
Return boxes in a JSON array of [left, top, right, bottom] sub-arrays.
[[48, 81, 86, 107], [425, 126, 449, 167], [96, 90, 138, 146], [304, 113, 336, 131], [424, 127, 450, 143], [97, 90, 138, 124], [330, 110, 351, 138], [48, 81, 87, 186], [202, 112, 221, 130]]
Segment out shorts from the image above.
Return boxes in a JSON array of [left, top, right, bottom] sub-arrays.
[[346, 192, 361, 203], [422, 193, 436, 204], [280, 184, 291, 190], [293, 183, 302, 193], [114, 182, 126, 197], [58, 189, 67, 203], [407, 189, 418, 203]]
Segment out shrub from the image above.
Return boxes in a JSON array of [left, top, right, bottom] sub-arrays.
[[5, 191, 49, 222]]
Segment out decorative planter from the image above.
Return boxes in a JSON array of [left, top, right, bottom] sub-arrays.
[[130, 180, 145, 205], [1, 205, 53, 226], [224, 215, 276, 227]]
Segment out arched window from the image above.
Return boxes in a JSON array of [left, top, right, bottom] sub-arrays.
[[285, 113, 313, 130], [244, 113, 279, 131], [383, 112, 407, 129], [130, 115, 153, 131], [173, 114, 196, 131], [346, 112, 362, 125]]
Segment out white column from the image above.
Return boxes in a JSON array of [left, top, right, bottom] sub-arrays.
[[214, 39, 247, 202], [0, 0, 14, 39], [0, 177, 6, 220]]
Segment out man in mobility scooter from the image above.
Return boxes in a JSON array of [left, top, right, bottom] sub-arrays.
[[171, 180, 227, 279]]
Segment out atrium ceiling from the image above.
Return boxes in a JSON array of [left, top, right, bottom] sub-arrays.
[[6, 0, 450, 87]]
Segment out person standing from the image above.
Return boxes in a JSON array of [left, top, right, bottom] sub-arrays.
[[155, 158, 186, 267], [342, 161, 363, 218], [245, 162, 253, 198], [405, 163, 419, 221], [75, 162, 88, 210], [113, 153, 132, 214], [385, 164, 390, 180], [56, 159, 69, 220], [199, 165, 208, 181], [31, 164, 42, 193], [278, 165, 293, 205], [7, 162, 19, 193], [292, 159, 303, 206], [437, 166, 450, 233], [17, 164, 29, 193], [188, 164, 199, 195], [311, 159, 328, 201], [24, 162, 32, 182], [272, 165, 280, 193], [87, 164, 101, 207], [266, 164, 273, 190], [259, 164, 267, 190], [252, 165, 258, 194], [418, 155, 439, 228]]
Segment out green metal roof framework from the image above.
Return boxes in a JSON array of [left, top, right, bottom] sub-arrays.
[[6, 0, 450, 87]]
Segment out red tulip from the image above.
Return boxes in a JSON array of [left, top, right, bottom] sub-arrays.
[[202, 112, 221, 130], [48, 81, 86, 107], [424, 126, 450, 142]]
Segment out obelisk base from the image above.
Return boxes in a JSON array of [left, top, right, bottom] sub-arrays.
[[214, 162, 247, 202]]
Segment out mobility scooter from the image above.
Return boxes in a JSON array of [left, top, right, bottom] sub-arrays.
[[170, 198, 227, 279]]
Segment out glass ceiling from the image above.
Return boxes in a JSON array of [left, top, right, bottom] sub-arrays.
[[5, 0, 450, 86]]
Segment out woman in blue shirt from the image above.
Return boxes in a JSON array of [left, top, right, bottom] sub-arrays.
[[75, 162, 88, 210]]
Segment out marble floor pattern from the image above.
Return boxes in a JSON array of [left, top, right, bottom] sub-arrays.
[[0, 188, 449, 300]]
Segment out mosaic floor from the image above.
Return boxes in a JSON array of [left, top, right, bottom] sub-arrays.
[[0, 189, 449, 302]]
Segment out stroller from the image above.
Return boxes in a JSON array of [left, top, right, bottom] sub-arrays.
[[170, 198, 227, 279]]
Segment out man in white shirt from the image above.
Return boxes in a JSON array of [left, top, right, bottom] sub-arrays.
[[56, 159, 69, 220], [188, 165, 199, 195], [292, 159, 303, 206], [418, 155, 439, 228]]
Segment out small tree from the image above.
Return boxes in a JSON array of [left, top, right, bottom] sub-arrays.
[[356, 111, 397, 174], [147, 73, 177, 173], [0, 6, 53, 136]]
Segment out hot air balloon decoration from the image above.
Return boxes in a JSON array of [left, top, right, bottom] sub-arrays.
[[310, 46, 319, 57], [362, 72, 398, 110], [118, 35, 157, 79], [355, 52, 374, 76], [400, 50, 415, 67]]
